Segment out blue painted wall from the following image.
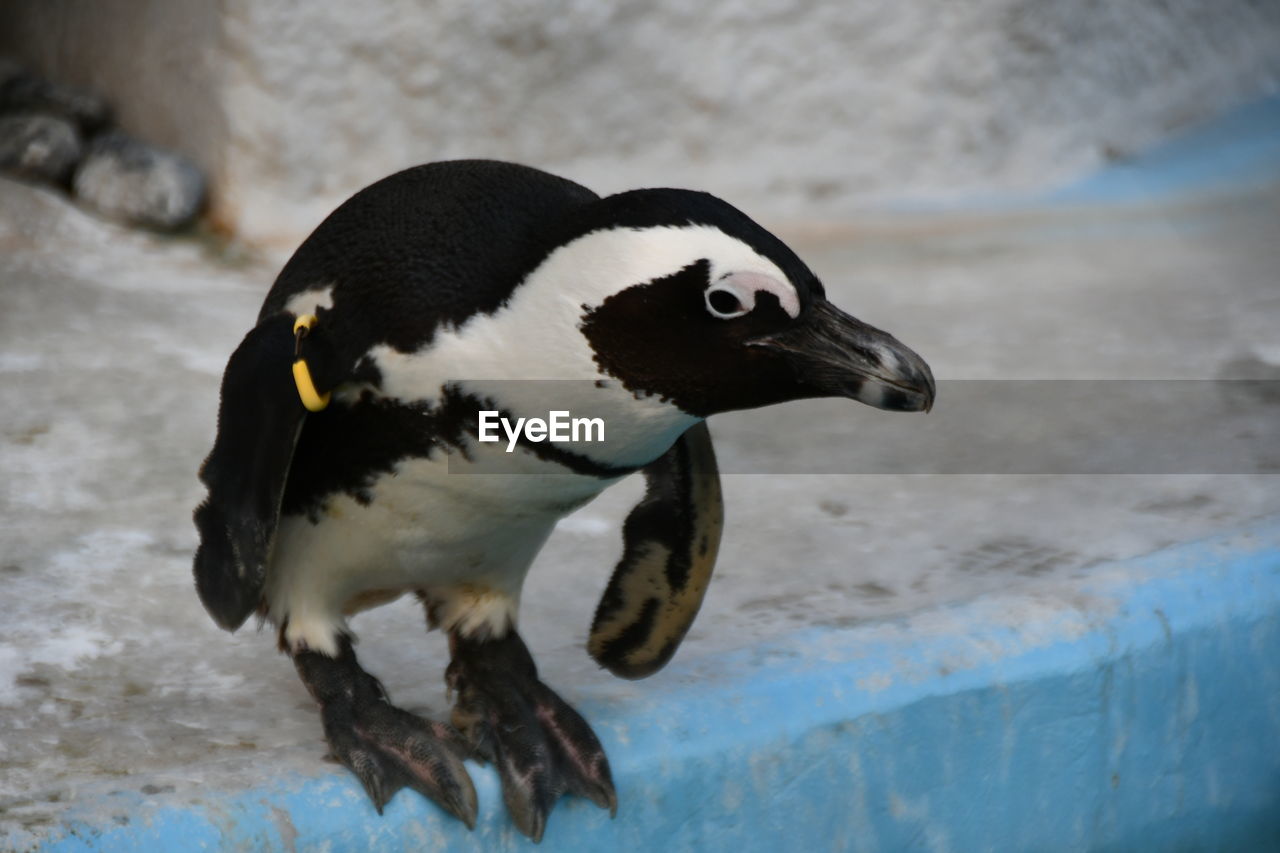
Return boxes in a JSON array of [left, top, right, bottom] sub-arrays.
[[1049, 96, 1280, 203], [31, 528, 1280, 852]]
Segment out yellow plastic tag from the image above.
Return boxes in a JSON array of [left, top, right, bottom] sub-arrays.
[[292, 358, 331, 411], [291, 314, 331, 411]]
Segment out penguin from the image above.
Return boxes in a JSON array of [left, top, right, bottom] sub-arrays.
[[193, 159, 935, 842]]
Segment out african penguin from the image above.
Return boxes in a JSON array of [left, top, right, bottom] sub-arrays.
[[194, 159, 935, 841]]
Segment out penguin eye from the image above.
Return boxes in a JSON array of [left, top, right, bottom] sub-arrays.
[[705, 283, 754, 319]]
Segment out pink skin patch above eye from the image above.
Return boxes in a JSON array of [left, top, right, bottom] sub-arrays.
[[715, 271, 801, 319]]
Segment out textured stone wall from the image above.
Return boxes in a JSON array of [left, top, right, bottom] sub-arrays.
[[0, 0, 226, 189], [3, 0, 1279, 243]]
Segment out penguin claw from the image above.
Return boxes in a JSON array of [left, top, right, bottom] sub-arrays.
[[295, 644, 479, 829], [321, 701, 479, 827], [449, 630, 617, 842], [529, 681, 618, 818]]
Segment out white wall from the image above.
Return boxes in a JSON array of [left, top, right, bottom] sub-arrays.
[[4, 0, 1279, 244]]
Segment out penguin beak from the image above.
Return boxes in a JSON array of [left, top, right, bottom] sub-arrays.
[[749, 300, 936, 412]]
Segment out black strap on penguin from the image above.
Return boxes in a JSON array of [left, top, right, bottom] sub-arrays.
[[193, 312, 337, 631]]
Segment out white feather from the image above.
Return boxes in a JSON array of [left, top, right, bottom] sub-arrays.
[[284, 285, 334, 316], [268, 446, 612, 655]]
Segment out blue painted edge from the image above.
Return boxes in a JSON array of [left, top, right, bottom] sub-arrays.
[[1046, 94, 1280, 204], [884, 93, 1280, 213], [12, 521, 1280, 852]]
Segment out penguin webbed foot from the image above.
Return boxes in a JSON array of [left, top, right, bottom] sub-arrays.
[[448, 629, 617, 843], [293, 639, 478, 828]]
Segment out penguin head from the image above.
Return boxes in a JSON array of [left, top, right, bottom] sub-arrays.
[[570, 189, 936, 418]]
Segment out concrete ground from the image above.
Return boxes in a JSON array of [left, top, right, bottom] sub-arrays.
[[1, 108, 1278, 848]]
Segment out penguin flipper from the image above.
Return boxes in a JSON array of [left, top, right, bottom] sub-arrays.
[[588, 421, 723, 679], [194, 314, 307, 631]]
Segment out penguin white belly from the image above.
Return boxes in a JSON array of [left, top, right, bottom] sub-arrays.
[[266, 445, 617, 655]]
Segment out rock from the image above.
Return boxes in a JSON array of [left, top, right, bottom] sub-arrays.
[[0, 58, 111, 132], [0, 113, 83, 184], [72, 131, 206, 231]]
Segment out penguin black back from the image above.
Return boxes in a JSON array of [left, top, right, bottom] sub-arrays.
[[262, 160, 601, 358]]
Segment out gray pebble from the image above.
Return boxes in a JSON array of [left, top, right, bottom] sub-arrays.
[[0, 113, 83, 184], [72, 131, 206, 231], [0, 58, 111, 132]]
